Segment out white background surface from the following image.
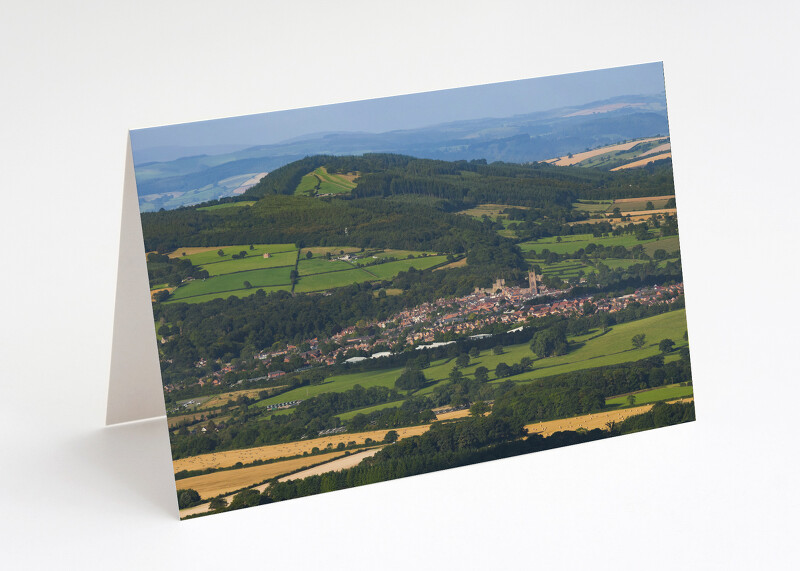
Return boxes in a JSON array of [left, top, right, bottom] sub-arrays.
[[2, 1, 798, 569]]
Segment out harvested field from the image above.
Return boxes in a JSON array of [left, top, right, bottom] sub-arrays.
[[168, 410, 221, 428], [279, 448, 383, 482], [202, 387, 286, 409], [638, 142, 671, 157], [434, 258, 467, 271], [546, 137, 666, 166], [459, 204, 526, 218], [524, 398, 693, 437], [435, 409, 472, 421], [150, 287, 175, 301], [177, 451, 349, 499], [563, 102, 645, 118], [172, 425, 431, 473], [610, 152, 672, 171]]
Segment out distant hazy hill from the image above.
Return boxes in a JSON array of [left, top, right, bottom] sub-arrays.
[[135, 94, 668, 211]]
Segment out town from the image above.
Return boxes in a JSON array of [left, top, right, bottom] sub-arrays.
[[165, 280, 684, 394]]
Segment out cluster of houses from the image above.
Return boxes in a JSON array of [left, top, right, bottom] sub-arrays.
[[175, 281, 683, 393]]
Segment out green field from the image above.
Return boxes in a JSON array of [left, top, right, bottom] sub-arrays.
[[172, 244, 296, 265], [294, 268, 377, 293], [572, 200, 613, 213], [170, 266, 293, 300], [256, 309, 689, 409], [367, 249, 437, 260], [336, 400, 405, 421], [613, 198, 673, 212], [642, 235, 680, 256], [300, 246, 361, 257], [165, 286, 291, 304], [256, 367, 406, 407], [605, 384, 693, 408], [297, 258, 354, 275], [519, 233, 679, 255], [199, 250, 297, 276], [529, 256, 678, 281], [294, 167, 357, 195], [197, 201, 256, 211], [362, 256, 448, 279]]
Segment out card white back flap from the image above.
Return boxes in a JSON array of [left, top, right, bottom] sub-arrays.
[[106, 135, 165, 425]]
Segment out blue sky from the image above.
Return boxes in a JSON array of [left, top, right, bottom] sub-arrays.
[[130, 62, 665, 153]]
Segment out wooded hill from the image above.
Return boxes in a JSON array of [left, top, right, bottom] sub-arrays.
[[141, 153, 674, 253]]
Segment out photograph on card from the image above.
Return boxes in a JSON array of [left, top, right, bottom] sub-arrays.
[[131, 62, 694, 519]]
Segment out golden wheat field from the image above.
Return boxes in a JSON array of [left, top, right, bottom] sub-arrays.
[[524, 398, 693, 437], [177, 451, 350, 499], [547, 137, 666, 166], [172, 425, 431, 473], [610, 152, 672, 171]]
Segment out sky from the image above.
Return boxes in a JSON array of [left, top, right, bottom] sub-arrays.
[[130, 62, 665, 155]]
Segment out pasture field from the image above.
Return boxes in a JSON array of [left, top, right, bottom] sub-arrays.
[[164, 285, 290, 304], [375, 288, 404, 296], [199, 249, 297, 276], [294, 167, 357, 195], [363, 256, 448, 278], [177, 450, 349, 499], [171, 243, 296, 265], [336, 400, 405, 421], [519, 232, 678, 255], [294, 267, 376, 293], [458, 204, 526, 218], [300, 246, 360, 256], [605, 384, 694, 408], [197, 201, 256, 211], [643, 235, 680, 255], [572, 200, 613, 213], [368, 249, 437, 260], [173, 425, 431, 472], [295, 172, 319, 195], [530, 257, 681, 278], [615, 198, 673, 212], [297, 257, 354, 275], [169, 267, 293, 300], [256, 367, 406, 407]]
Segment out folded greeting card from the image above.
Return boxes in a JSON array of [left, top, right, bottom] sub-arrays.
[[111, 62, 695, 519]]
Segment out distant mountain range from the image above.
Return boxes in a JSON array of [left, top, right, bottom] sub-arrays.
[[134, 93, 669, 212]]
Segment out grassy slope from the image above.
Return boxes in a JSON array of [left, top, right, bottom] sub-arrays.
[[362, 256, 448, 279], [255, 309, 688, 407], [605, 384, 693, 408], [200, 250, 298, 276], [519, 233, 678, 255], [294, 268, 377, 293], [175, 244, 296, 265], [170, 267, 293, 300], [197, 201, 256, 211]]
